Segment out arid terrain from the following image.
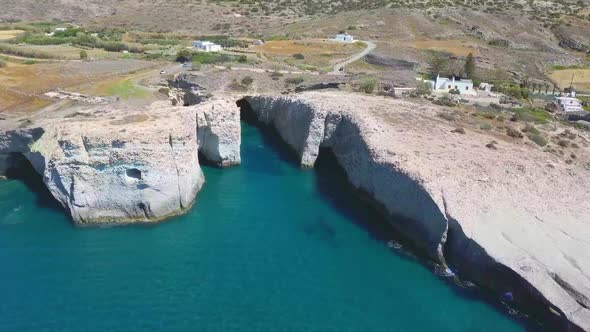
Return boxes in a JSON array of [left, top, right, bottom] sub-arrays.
[[1, 1, 590, 330]]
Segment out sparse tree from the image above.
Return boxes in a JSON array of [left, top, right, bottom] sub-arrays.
[[175, 49, 193, 63], [464, 52, 475, 79], [359, 77, 379, 94], [446, 58, 462, 77], [79, 50, 88, 60], [427, 52, 448, 78], [415, 80, 433, 96]]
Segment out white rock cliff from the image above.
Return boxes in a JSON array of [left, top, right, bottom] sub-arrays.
[[243, 92, 590, 332], [0, 100, 241, 225]]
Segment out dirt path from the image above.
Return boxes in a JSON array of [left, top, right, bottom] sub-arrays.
[[331, 41, 376, 74], [213, 65, 319, 76]]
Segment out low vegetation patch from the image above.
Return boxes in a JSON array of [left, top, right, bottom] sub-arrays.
[[176, 49, 240, 65], [105, 79, 150, 99], [285, 76, 305, 85], [528, 133, 548, 146], [229, 79, 248, 91], [475, 111, 496, 120], [521, 124, 540, 135], [437, 112, 456, 122], [511, 107, 552, 124], [359, 77, 379, 94], [506, 127, 524, 138], [479, 123, 493, 130], [0, 43, 62, 59]]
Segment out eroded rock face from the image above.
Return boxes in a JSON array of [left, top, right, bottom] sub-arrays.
[[196, 99, 241, 167], [0, 99, 242, 224], [244, 92, 590, 332]]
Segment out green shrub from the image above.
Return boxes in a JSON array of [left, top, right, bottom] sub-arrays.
[[293, 53, 305, 60], [192, 52, 235, 64], [480, 123, 493, 130], [521, 124, 540, 135], [241, 76, 254, 86], [229, 79, 247, 91], [0, 43, 60, 59], [269, 71, 284, 80], [476, 111, 496, 119], [528, 134, 548, 146], [238, 55, 248, 63], [506, 127, 524, 138], [79, 50, 88, 60], [415, 80, 432, 95], [511, 108, 552, 124], [176, 49, 193, 63], [433, 97, 457, 107], [23, 59, 37, 65], [285, 76, 305, 85], [359, 77, 378, 93], [437, 112, 456, 121], [497, 84, 529, 100], [0, 58, 6, 68]]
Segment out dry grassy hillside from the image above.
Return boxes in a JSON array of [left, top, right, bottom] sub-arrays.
[[2, 0, 589, 35]]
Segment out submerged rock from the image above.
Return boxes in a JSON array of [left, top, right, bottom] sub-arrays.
[[243, 92, 590, 331]]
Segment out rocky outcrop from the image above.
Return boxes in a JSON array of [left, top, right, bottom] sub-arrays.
[[558, 39, 589, 53], [196, 99, 241, 167], [0, 100, 241, 225], [243, 92, 590, 331], [168, 73, 208, 106]]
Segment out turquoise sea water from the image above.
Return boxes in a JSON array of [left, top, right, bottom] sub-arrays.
[[0, 123, 535, 332]]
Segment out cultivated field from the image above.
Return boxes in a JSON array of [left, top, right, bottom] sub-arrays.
[[0, 30, 24, 41], [550, 69, 590, 92], [408, 39, 481, 57], [4, 44, 123, 60], [253, 40, 363, 69]]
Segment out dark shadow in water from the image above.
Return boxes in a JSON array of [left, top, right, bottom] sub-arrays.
[[313, 148, 549, 332], [198, 152, 222, 168], [235, 100, 549, 332], [238, 98, 301, 167], [4, 153, 65, 214]]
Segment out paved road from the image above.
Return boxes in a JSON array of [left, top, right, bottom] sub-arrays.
[[331, 41, 376, 74]]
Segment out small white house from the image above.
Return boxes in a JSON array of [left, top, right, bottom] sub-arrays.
[[556, 96, 584, 114], [193, 40, 222, 52], [433, 75, 474, 94], [478, 82, 494, 93], [334, 33, 354, 43]]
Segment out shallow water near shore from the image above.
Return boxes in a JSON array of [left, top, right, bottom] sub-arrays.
[[0, 122, 537, 331]]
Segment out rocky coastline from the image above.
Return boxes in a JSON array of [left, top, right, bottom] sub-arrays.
[[241, 92, 590, 332], [0, 99, 241, 225], [0, 89, 589, 330]]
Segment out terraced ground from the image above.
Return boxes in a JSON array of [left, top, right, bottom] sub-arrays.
[[550, 68, 590, 92]]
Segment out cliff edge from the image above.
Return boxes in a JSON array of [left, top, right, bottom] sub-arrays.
[[0, 99, 241, 225], [243, 91, 590, 331]]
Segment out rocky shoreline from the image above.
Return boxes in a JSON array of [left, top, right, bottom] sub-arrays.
[[0, 90, 589, 330], [241, 92, 590, 332], [0, 99, 241, 225]]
